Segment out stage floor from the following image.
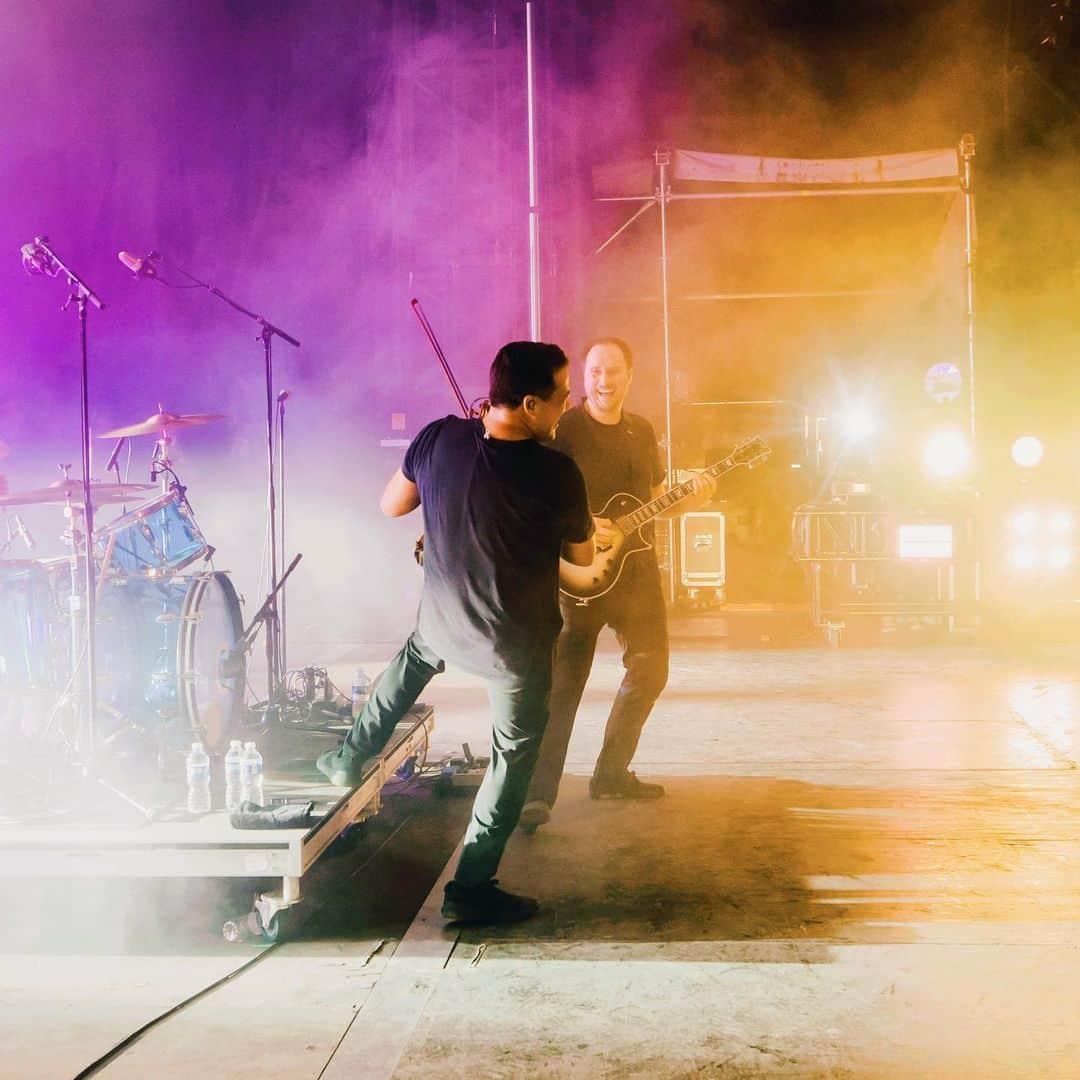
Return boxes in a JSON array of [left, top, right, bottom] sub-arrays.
[[2, 639, 1078, 1078]]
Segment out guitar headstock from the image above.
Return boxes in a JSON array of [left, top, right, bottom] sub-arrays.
[[731, 435, 771, 469]]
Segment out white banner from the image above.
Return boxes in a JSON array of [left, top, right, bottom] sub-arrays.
[[674, 147, 960, 185]]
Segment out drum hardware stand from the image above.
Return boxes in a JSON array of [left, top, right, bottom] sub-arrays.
[[221, 552, 303, 724], [0, 512, 16, 556], [151, 252, 300, 716], [19, 237, 154, 822]]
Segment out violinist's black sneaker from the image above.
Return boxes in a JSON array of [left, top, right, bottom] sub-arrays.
[[441, 879, 540, 925], [588, 770, 665, 800]]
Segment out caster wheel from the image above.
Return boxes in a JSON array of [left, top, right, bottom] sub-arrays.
[[256, 905, 294, 943], [327, 822, 365, 857], [222, 910, 262, 943]]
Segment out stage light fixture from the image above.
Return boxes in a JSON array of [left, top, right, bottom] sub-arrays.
[[1011, 435, 1044, 468], [1011, 509, 1038, 536], [841, 405, 876, 442], [1048, 547, 1072, 571], [1010, 546, 1038, 571], [922, 429, 970, 479], [1049, 510, 1072, 536]]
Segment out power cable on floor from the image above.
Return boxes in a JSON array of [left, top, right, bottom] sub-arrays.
[[71, 944, 278, 1079], [69, 801, 431, 1077]]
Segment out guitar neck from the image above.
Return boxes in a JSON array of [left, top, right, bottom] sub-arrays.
[[614, 455, 740, 534]]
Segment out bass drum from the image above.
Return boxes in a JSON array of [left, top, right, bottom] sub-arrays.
[[177, 571, 245, 754]]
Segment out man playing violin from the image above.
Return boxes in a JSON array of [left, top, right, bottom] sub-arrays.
[[317, 341, 594, 924]]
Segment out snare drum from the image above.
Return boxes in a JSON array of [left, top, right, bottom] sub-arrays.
[[96, 488, 210, 580]]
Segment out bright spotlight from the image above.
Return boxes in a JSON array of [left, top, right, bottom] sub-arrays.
[[1011, 436, 1044, 469], [1048, 547, 1072, 571], [841, 406, 876, 442], [1012, 509, 1038, 536], [922, 429, 970, 479], [1049, 511, 1072, 536], [1010, 547, 1038, 571]]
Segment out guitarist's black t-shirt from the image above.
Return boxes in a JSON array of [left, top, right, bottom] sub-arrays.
[[550, 404, 665, 546], [403, 415, 593, 678]]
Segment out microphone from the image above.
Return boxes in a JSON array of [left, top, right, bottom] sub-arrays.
[[12, 514, 35, 552], [20, 239, 58, 277], [105, 437, 126, 473], [118, 250, 158, 278], [277, 389, 291, 404]]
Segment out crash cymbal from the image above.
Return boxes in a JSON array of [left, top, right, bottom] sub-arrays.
[[98, 408, 225, 439], [0, 480, 153, 508]]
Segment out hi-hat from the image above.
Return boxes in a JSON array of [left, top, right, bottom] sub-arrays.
[[0, 480, 153, 508], [98, 407, 225, 439]]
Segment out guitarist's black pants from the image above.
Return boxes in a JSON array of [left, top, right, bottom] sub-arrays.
[[527, 558, 669, 806]]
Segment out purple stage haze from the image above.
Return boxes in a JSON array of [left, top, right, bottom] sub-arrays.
[[1, 1, 1074, 646], [0, 2, 592, 645]]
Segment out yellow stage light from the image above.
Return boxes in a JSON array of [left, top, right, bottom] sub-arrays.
[[841, 405, 876, 442], [1011, 435, 1044, 469], [1048, 547, 1072, 571], [1010, 547, 1038, 571], [1011, 509, 1038, 536], [922, 429, 970, 479], [1049, 511, 1072, 536]]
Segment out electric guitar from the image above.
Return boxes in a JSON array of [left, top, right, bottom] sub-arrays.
[[558, 436, 771, 602]]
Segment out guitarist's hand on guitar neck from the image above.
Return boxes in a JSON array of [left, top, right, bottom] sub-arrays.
[[655, 471, 717, 518]]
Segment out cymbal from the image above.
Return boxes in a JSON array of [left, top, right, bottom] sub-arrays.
[[98, 409, 225, 439], [0, 480, 153, 508]]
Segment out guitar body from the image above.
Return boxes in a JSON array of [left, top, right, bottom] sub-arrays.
[[559, 492, 652, 603], [556, 435, 771, 603]]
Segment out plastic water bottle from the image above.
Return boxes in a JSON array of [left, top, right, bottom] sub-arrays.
[[185, 741, 211, 814], [351, 667, 371, 718], [224, 739, 244, 812], [240, 740, 264, 807]]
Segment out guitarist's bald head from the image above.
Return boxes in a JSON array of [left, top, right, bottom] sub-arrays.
[[583, 337, 633, 370]]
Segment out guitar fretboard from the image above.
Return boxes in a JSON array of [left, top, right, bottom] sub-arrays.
[[614, 454, 741, 534]]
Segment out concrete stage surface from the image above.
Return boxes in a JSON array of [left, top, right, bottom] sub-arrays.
[[2, 640, 1078, 1078]]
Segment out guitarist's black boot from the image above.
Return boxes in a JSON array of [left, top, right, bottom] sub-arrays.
[[589, 770, 664, 800]]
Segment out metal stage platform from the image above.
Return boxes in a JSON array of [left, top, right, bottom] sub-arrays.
[[0, 705, 434, 939]]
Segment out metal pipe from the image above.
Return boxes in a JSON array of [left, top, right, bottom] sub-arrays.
[[278, 392, 288, 678], [596, 184, 958, 203], [656, 149, 676, 602], [683, 287, 918, 302], [526, 1, 541, 340], [76, 294, 98, 766], [595, 198, 656, 255], [960, 133, 977, 442]]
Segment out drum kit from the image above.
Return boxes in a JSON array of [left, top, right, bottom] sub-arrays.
[[4, 236, 303, 817], [0, 408, 246, 777]]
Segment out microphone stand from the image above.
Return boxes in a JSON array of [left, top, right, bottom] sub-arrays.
[[277, 391, 290, 678], [164, 256, 300, 720], [21, 237, 152, 821]]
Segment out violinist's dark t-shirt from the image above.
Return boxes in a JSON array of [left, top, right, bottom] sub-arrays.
[[403, 415, 593, 677]]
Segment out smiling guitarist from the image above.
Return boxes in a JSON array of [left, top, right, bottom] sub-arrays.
[[519, 338, 716, 830]]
